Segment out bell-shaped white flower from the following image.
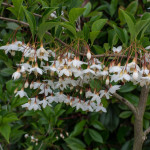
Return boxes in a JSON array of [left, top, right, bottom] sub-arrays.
[[112, 46, 122, 53], [12, 68, 21, 80]]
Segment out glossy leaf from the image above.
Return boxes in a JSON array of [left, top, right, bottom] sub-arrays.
[[89, 129, 103, 143], [91, 19, 107, 32], [0, 124, 11, 143], [69, 8, 85, 23]]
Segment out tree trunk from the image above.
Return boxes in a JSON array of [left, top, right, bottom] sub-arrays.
[[133, 86, 149, 150], [133, 115, 144, 150]]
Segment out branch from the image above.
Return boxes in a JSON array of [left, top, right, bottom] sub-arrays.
[[144, 127, 150, 137], [0, 16, 29, 26], [113, 92, 137, 115]]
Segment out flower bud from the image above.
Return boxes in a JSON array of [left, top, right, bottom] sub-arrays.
[[106, 76, 109, 85], [24, 80, 29, 88], [133, 69, 138, 80], [87, 49, 91, 60], [30, 81, 34, 89]]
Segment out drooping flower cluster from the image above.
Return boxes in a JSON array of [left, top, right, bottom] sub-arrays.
[[0, 41, 148, 112]]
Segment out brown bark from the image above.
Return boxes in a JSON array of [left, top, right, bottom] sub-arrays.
[[133, 85, 149, 150]]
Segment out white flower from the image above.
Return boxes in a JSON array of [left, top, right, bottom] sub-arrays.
[[95, 104, 106, 112], [109, 65, 122, 73], [83, 66, 95, 75], [55, 92, 67, 102], [39, 97, 52, 108], [39, 85, 52, 96], [0, 41, 23, 54], [47, 50, 55, 57], [91, 93, 101, 105], [85, 89, 93, 98], [28, 97, 41, 110], [33, 81, 41, 89], [36, 45, 49, 61], [109, 85, 121, 94], [46, 94, 55, 103], [69, 57, 86, 68], [30, 63, 43, 76], [15, 88, 28, 98], [90, 64, 102, 70], [100, 90, 111, 99], [59, 68, 70, 77], [112, 46, 122, 53], [22, 101, 31, 109], [12, 68, 21, 80], [120, 71, 131, 81]]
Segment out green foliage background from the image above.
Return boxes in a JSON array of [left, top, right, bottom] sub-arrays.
[[0, 0, 150, 149]]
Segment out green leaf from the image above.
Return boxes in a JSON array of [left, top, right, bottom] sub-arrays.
[[42, 7, 58, 22], [100, 105, 119, 132], [65, 137, 86, 150], [38, 22, 58, 40], [123, 93, 139, 106], [70, 120, 86, 137], [113, 25, 127, 45], [119, 111, 132, 119], [2, 113, 19, 124], [118, 82, 136, 93], [108, 29, 118, 47], [83, 23, 90, 41], [91, 120, 105, 130], [69, 8, 85, 23], [60, 22, 76, 37], [11, 97, 28, 108], [0, 68, 15, 77], [88, 129, 103, 143], [144, 112, 150, 119], [0, 124, 11, 143], [23, 7, 36, 40], [83, 2, 92, 17], [6, 22, 20, 30], [91, 19, 107, 32], [90, 31, 99, 45], [126, 0, 138, 15], [117, 126, 129, 144], [110, 0, 118, 17], [135, 19, 150, 39], [120, 9, 135, 41]]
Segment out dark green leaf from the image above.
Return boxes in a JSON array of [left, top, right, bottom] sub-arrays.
[[119, 111, 132, 119], [120, 9, 135, 41], [90, 31, 99, 45], [118, 82, 136, 93], [65, 137, 86, 150], [70, 120, 86, 137], [89, 129, 103, 143], [0, 123, 11, 143]]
